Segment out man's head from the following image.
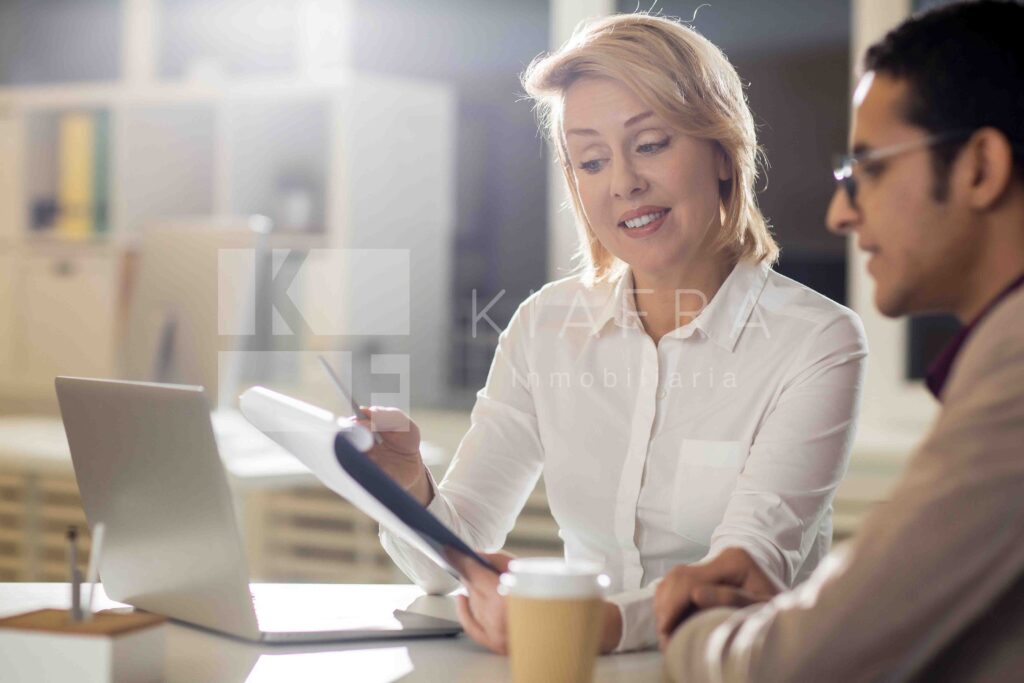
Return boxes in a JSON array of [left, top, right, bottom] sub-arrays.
[[827, 1, 1024, 320]]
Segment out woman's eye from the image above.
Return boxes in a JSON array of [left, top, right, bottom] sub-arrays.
[[579, 159, 605, 173], [637, 138, 670, 154]]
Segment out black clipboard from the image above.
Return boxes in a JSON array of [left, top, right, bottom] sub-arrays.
[[333, 433, 500, 578]]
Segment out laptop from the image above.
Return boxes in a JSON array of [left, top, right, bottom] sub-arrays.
[[55, 376, 462, 643]]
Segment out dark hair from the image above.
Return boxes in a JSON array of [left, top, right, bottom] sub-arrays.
[[864, 0, 1024, 199]]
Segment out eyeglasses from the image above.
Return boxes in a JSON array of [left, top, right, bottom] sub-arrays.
[[832, 130, 972, 206]]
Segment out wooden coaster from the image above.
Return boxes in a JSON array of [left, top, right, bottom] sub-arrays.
[[0, 609, 164, 637]]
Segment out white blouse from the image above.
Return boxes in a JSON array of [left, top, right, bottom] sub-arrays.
[[380, 258, 867, 651]]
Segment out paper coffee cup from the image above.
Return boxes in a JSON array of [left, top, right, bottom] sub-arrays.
[[499, 558, 610, 683]]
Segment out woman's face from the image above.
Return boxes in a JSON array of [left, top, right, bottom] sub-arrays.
[[562, 77, 729, 282]]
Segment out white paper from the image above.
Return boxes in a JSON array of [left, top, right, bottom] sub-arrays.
[[238, 387, 458, 578]]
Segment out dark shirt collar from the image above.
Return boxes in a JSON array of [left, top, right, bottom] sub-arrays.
[[925, 272, 1024, 400]]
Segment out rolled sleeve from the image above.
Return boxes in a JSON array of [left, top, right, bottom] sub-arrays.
[[607, 583, 660, 652]]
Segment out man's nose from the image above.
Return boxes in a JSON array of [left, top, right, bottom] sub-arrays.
[[826, 186, 859, 236]]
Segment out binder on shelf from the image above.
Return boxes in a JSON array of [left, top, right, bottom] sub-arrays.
[[56, 112, 95, 238], [92, 112, 110, 234], [53, 110, 109, 239]]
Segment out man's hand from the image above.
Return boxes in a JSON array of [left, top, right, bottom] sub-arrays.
[[653, 547, 779, 650]]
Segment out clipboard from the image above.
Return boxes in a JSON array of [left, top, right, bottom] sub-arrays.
[[333, 433, 499, 576], [238, 386, 497, 582]]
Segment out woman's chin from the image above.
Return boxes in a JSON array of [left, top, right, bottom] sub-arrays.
[[621, 249, 689, 281]]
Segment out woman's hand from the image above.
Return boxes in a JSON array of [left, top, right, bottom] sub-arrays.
[[653, 547, 779, 650], [451, 551, 515, 654], [355, 407, 432, 506], [450, 550, 624, 656]]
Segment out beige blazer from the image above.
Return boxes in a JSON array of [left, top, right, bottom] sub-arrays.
[[665, 286, 1024, 682]]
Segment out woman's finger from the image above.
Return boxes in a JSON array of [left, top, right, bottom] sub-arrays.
[[357, 406, 414, 433], [478, 551, 515, 573], [456, 595, 492, 649]]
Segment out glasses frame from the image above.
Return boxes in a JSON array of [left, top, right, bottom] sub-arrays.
[[832, 130, 973, 206]]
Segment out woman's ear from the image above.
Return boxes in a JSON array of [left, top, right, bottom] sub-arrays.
[[715, 145, 732, 182]]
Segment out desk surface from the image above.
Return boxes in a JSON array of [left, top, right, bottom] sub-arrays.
[[0, 583, 663, 682]]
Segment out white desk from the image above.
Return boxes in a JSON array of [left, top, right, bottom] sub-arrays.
[[0, 583, 663, 682]]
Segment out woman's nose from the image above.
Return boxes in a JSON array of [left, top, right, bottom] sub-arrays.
[[612, 160, 648, 199]]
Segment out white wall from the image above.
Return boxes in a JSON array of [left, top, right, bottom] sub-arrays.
[[546, 0, 616, 281]]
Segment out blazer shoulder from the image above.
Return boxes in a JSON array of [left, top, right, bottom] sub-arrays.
[[945, 287, 1024, 397]]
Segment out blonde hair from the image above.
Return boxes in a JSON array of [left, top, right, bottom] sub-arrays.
[[522, 13, 779, 284]]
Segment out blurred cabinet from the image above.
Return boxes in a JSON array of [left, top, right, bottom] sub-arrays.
[[0, 251, 14, 379], [0, 470, 92, 582], [16, 245, 120, 385], [0, 111, 21, 243], [0, 243, 121, 398], [242, 486, 406, 584]]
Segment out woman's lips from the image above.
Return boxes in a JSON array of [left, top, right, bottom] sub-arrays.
[[619, 209, 669, 239]]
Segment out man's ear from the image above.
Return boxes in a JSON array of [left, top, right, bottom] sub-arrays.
[[963, 127, 1015, 210]]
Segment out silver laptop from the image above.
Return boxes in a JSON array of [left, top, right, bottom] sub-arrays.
[[55, 376, 461, 643]]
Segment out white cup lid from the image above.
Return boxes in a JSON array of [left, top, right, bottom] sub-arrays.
[[498, 558, 610, 599]]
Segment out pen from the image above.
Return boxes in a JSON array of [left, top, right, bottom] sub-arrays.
[[67, 526, 83, 622], [84, 522, 106, 620], [317, 355, 384, 446]]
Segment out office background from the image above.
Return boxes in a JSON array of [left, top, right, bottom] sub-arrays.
[[0, 0, 953, 583]]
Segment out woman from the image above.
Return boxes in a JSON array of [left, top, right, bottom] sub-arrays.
[[364, 13, 866, 653]]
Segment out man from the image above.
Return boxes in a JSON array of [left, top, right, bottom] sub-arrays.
[[654, 2, 1024, 680]]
